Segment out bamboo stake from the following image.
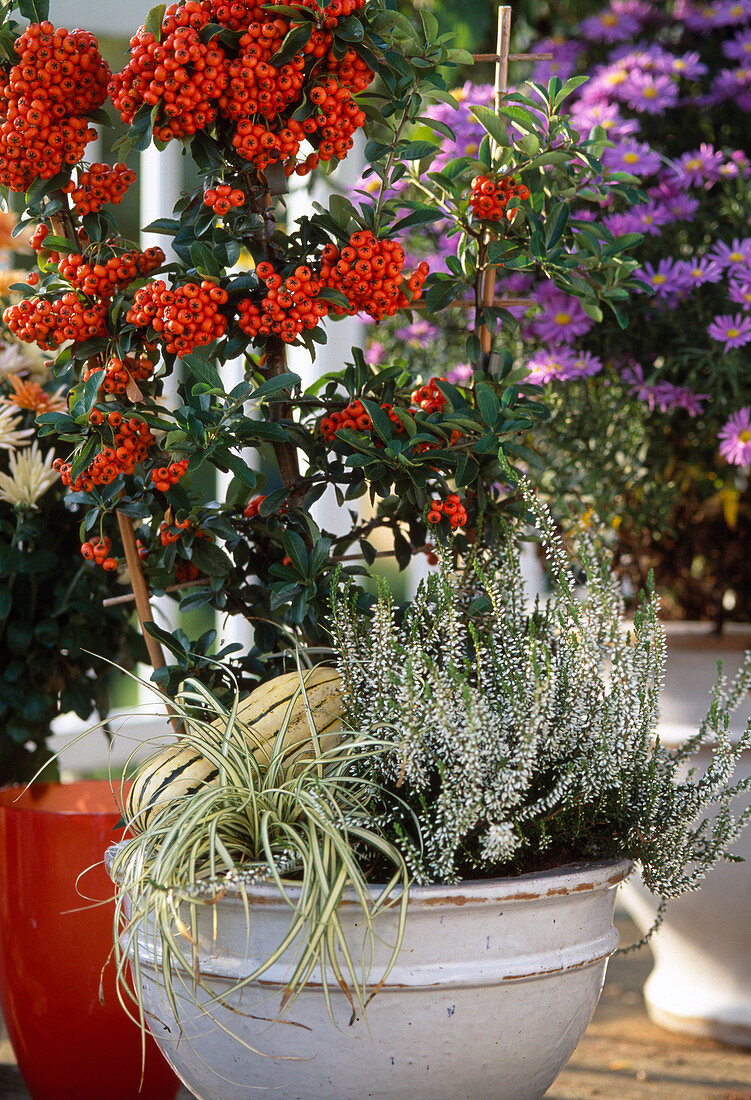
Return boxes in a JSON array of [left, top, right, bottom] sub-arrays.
[[472, 52, 553, 62], [116, 511, 167, 671], [478, 6, 512, 357]]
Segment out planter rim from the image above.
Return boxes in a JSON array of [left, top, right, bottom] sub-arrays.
[[107, 847, 631, 907]]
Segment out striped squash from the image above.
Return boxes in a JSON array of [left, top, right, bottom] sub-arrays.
[[234, 667, 344, 765], [126, 743, 220, 833], [126, 668, 344, 832]]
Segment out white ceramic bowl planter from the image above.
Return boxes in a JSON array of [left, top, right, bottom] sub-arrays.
[[110, 856, 630, 1100], [620, 625, 751, 1047]]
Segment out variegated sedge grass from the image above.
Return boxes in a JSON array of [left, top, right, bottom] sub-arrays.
[[105, 663, 413, 1057]]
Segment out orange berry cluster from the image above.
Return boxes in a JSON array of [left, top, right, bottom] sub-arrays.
[[320, 383, 456, 448], [127, 279, 228, 355], [469, 175, 530, 222], [174, 560, 200, 583], [84, 354, 155, 398], [109, 2, 229, 142], [320, 399, 372, 443], [63, 162, 137, 216], [54, 415, 155, 491], [320, 232, 429, 321], [58, 246, 164, 301], [80, 536, 118, 571], [411, 378, 447, 415], [238, 261, 328, 343], [203, 182, 244, 215], [0, 22, 109, 192], [243, 493, 266, 518], [159, 516, 191, 546], [4, 293, 107, 351], [150, 459, 189, 492], [109, 0, 372, 177], [426, 494, 467, 530]]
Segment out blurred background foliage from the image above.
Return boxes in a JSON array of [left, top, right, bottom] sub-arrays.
[[397, 0, 604, 76]]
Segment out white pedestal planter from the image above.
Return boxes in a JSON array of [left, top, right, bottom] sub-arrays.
[[112, 858, 630, 1100], [620, 624, 751, 1047]]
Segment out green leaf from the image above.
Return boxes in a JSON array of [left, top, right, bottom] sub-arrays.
[[182, 352, 223, 390], [270, 22, 312, 66], [251, 372, 300, 400], [217, 451, 256, 488], [400, 140, 439, 161], [18, 0, 49, 21], [282, 530, 308, 575], [190, 539, 233, 577], [259, 487, 289, 516], [190, 241, 222, 277], [469, 105, 508, 148], [545, 203, 570, 251], [476, 383, 500, 430], [144, 3, 166, 40]]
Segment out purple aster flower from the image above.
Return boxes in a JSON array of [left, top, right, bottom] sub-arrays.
[[724, 30, 751, 61], [579, 6, 644, 42], [712, 65, 751, 102], [445, 362, 473, 386], [677, 144, 725, 186], [651, 190, 700, 222], [639, 258, 692, 297], [670, 51, 709, 79], [621, 71, 680, 114], [650, 382, 709, 415], [569, 351, 604, 379], [685, 256, 724, 285], [602, 138, 662, 176], [365, 341, 386, 367], [710, 238, 751, 270], [717, 0, 751, 26], [571, 102, 639, 140], [632, 203, 674, 236], [621, 361, 654, 403], [530, 290, 594, 344], [395, 318, 440, 345], [707, 312, 751, 350], [728, 274, 751, 309], [677, 1, 736, 30], [522, 348, 580, 385], [719, 408, 751, 465]]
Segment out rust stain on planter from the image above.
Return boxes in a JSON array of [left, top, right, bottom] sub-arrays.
[[421, 894, 486, 907]]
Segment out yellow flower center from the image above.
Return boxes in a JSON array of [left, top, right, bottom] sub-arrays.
[[554, 311, 572, 325], [623, 151, 640, 163], [739, 430, 751, 443], [642, 85, 658, 98], [652, 274, 666, 285], [727, 328, 740, 338], [686, 158, 702, 170], [730, 251, 744, 263], [606, 70, 628, 86], [602, 12, 618, 25], [464, 143, 478, 155]]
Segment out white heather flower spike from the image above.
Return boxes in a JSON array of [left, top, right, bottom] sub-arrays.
[[0, 442, 58, 507], [0, 406, 33, 451]]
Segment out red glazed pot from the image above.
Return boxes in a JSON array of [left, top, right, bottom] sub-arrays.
[[0, 780, 181, 1100]]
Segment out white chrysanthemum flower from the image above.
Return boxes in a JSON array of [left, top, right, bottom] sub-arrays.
[[0, 442, 58, 507], [0, 406, 33, 451]]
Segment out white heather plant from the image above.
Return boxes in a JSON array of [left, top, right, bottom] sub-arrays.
[[332, 485, 751, 898]]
